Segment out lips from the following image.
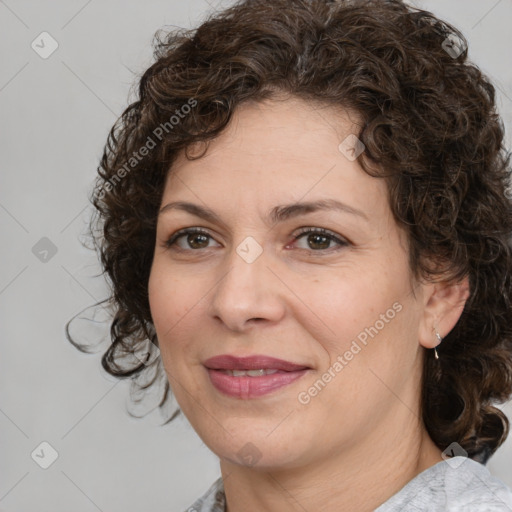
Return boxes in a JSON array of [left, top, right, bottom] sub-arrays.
[[203, 354, 311, 399], [203, 354, 309, 372]]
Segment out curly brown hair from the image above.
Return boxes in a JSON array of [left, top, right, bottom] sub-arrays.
[[68, 0, 512, 464]]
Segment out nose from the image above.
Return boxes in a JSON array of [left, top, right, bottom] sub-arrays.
[[208, 238, 286, 332]]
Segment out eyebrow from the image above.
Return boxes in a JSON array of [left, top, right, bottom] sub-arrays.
[[159, 199, 369, 225]]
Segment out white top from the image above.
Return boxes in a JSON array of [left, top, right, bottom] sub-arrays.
[[183, 457, 512, 511]]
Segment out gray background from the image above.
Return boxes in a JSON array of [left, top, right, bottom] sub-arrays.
[[1, 1, 511, 510]]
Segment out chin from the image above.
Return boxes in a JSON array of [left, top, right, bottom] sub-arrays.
[[200, 425, 312, 471]]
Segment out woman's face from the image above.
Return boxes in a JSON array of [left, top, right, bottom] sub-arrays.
[[148, 97, 429, 469]]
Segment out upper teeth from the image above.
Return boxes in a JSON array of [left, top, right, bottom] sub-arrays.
[[223, 369, 280, 377]]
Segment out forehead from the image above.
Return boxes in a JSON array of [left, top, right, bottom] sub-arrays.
[[162, 97, 387, 220]]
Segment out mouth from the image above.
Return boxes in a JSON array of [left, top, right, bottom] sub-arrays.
[[203, 354, 311, 399]]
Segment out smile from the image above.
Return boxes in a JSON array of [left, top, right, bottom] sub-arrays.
[[203, 354, 311, 399]]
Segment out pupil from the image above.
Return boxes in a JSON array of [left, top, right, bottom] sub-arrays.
[[186, 233, 332, 250], [189, 234, 209, 249], [309, 234, 329, 250]]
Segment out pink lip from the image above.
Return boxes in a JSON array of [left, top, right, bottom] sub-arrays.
[[203, 354, 309, 371], [204, 354, 311, 399]]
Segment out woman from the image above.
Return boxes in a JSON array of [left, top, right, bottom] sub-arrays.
[[70, 0, 512, 509]]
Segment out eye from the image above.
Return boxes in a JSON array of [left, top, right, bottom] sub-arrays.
[[163, 227, 349, 253], [291, 227, 349, 252], [164, 228, 220, 250]]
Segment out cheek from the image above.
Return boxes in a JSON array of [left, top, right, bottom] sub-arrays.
[[148, 264, 195, 346], [148, 268, 203, 401], [299, 268, 404, 355]]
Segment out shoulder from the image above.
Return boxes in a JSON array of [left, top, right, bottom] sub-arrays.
[[376, 457, 512, 511], [183, 477, 226, 512]]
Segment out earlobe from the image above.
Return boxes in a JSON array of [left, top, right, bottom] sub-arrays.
[[418, 276, 470, 350]]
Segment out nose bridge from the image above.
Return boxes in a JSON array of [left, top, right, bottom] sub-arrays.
[[208, 235, 285, 330]]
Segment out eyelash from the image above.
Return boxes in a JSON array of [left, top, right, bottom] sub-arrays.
[[163, 227, 349, 253]]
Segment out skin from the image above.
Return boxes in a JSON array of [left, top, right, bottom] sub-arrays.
[[148, 96, 469, 512]]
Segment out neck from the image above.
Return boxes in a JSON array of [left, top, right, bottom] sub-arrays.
[[220, 418, 442, 512]]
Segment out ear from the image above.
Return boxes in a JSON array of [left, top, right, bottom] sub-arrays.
[[418, 276, 470, 349]]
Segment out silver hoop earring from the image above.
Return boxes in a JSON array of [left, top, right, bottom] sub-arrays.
[[434, 329, 442, 360]]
